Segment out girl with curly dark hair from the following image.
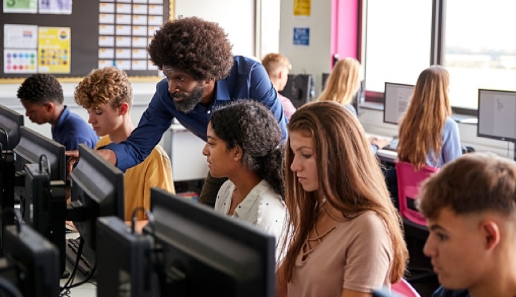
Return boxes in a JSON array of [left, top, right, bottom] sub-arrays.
[[203, 100, 287, 262]]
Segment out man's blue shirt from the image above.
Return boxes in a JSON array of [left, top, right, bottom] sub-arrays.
[[106, 55, 288, 171]]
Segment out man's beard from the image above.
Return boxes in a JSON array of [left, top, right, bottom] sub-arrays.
[[171, 84, 205, 113]]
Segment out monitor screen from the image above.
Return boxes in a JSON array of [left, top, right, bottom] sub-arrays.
[[0, 105, 24, 150], [478, 89, 516, 142], [0, 224, 60, 297], [13, 126, 66, 183], [143, 187, 276, 297], [383, 82, 414, 125], [279, 74, 314, 108], [67, 144, 124, 253]]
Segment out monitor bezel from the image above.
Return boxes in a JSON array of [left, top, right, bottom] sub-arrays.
[[477, 88, 516, 143], [68, 144, 125, 252], [146, 187, 276, 297], [13, 126, 66, 183]]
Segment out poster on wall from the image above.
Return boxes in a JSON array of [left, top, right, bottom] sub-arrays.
[[38, 26, 71, 73], [3, 0, 38, 14], [294, 0, 310, 16], [293, 27, 310, 46], [3, 24, 38, 73], [39, 0, 73, 14]]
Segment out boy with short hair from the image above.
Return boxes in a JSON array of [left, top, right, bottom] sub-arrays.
[[261, 53, 297, 120], [17, 73, 98, 150], [74, 67, 175, 222], [419, 152, 516, 297]]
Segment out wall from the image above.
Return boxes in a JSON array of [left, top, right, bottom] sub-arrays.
[[279, 0, 332, 95], [175, 0, 256, 58]]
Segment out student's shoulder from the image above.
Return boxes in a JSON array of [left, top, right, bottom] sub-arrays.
[[432, 286, 470, 297], [148, 144, 169, 158]]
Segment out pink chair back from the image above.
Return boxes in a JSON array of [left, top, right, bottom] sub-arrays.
[[392, 278, 420, 297], [395, 161, 439, 226]]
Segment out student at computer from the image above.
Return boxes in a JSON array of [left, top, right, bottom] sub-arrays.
[[317, 57, 390, 151], [418, 152, 516, 297], [203, 100, 287, 262], [277, 101, 408, 297], [261, 53, 297, 120], [74, 66, 175, 226], [17, 73, 98, 150], [397, 65, 462, 169]]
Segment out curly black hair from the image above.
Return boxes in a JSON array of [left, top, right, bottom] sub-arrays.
[[147, 16, 234, 81], [210, 100, 284, 197], [17, 73, 64, 104]]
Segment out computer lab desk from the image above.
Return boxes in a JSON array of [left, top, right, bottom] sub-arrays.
[[61, 232, 96, 297]]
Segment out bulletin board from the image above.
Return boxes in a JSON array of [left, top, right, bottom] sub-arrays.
[[0, 0, 172, 82]]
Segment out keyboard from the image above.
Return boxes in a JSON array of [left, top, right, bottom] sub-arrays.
[[65, 237, 94, 277]]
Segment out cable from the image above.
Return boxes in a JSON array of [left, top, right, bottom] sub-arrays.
[[0, 276, 23, 297], [131, 207, 155, 235]]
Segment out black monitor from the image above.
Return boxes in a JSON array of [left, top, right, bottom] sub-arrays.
[[0, 105, 23, 257], [0, 105, 24, 150], [477, 89, 516, 161], [279, 74, 315, 108], [0, 224, 60, 297], [96, 216, 156, 297], [383, 82, 414, 125], [67, 144, 124, 254], [12, 126, 66, 273], [14, 126, 66, 183], [123, 187, 275, 297]]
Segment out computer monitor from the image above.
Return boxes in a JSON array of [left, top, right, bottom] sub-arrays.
[[67, 144, 125, 253], [96, 216, 156, 297], [478, 89, 516, 161], [0, 105, 23, 257], [14, 126, 66, 183], [279, 74, 315, 108], [137, 187, 275, 297], [0, 224, 60, 297], [0, 104, 24, 150], [12, 126, 66, 273], [383, 82, 414, 125]]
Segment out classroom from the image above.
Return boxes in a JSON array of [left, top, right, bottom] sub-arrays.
[[0, 1, 515, 297]]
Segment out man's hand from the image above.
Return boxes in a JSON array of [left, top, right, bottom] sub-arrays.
[[65, 150, 79, 180]]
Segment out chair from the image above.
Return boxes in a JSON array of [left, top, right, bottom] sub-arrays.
[[395, 161, 439, 285], [395, 161, 439, 227], [392, 278, 421, 297]]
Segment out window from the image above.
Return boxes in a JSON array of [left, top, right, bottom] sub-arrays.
[[445, 0, 516, 109], [364, 0, 516, 110], [364, 0, 432, 94]]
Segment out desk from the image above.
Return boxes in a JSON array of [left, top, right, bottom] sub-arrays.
[[61, 232, 96, 297]]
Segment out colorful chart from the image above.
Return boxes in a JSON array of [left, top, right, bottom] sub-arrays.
[[4, 50, 37, 73]]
